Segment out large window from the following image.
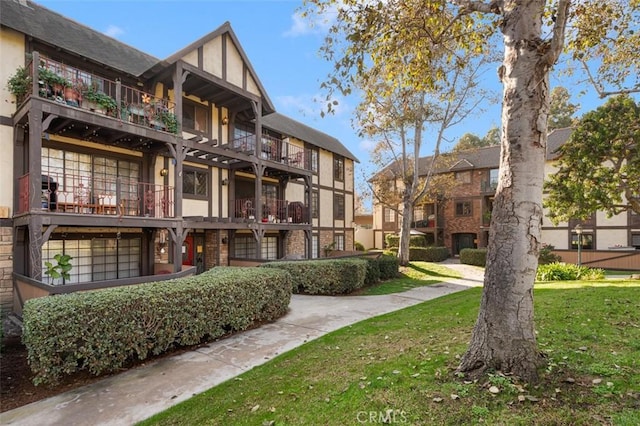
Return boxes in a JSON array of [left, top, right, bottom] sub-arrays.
[[182, 101, 208, 134], [43, 237, 141, 284], [309, 148, 319, 173], [455, 171, 471, 184], [234, 235, 278, 260], [334, 155, 344, 181], [334, 234, 345, 251], [42, 147, 140, 205], [311, 234, 319, 259], [334, 193, 345, 220], [455, 201, 472, 216], [183, 168, 208, 198]]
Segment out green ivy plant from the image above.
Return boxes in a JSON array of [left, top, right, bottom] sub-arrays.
[[44, 253, 73, 285], [160, 111, 178, 134]]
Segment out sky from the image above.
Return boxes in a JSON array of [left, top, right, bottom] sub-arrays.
[[34, 0, 622, 196]]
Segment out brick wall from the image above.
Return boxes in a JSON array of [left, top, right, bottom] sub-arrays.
[[319, 231, 334, 258], [286, 230, 306, 257], [205, 230, 229, 268], [0, 227, 13, 316]]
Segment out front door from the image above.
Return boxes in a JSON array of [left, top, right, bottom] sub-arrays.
[[182, 234, 205, 274], [453, 233, 477, 255], [182, 236, 194, 266]]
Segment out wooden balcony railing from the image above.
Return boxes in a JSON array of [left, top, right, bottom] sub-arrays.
[[230, 134, 311, 170], [18, 172, 174, 218], [18, 53, 177, 133], [232, 198, 309, 223]]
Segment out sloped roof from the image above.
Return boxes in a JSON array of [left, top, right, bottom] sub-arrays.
[[546, 127, 573, 160], [1, 0, 159, 76], [261, 113, 359, 162]]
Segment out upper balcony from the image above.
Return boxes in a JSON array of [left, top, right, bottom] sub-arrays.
[[11, 54, 178, 137], [480, 179, 498, 193], [231, 198, 309, 224], [230, 134, 312, 171]]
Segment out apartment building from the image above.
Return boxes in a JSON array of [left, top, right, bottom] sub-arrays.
[[0, 0, 357, 314], [371, 128, 639, 267]]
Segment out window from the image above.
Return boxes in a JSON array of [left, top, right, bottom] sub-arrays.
[[309, 148, 319, 173], [183, 168, 208, 198], [631, 233, 640, 248], [334, 155, 344, 181], [489, 168, 499, 189], [571, 233, 594, 250], [234, 235, 278, 260], [182, 101, 208, 133], [455, 171, 471, 184], [334, 193, 345, 220], [455, 201, 472, 216], [311, 190, 319, 218], [334, 234, 345, 251], [311, 234, 319, 258], [384, 207, 395, 223], [43, 237, 141, 284]]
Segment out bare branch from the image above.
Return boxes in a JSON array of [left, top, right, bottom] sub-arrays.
[[580, 59, 640, 98], [540, 0, 570, 67], [450, 0, 502, 15]]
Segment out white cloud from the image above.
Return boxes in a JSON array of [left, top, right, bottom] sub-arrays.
[[276, 92, 351, 120], [359, 139, 377, 152], [104, 25, 124, 38], [283, 8, 336, 38]]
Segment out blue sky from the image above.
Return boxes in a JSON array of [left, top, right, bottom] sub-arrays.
[[36, 0, 619, 192]]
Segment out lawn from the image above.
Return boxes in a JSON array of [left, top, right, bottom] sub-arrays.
[[357, 261, 462, 295], [139, 279, 640, 426]]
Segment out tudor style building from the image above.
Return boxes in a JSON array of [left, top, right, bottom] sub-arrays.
[[0, 0, 357, 314], [371, 128, 639, 268]]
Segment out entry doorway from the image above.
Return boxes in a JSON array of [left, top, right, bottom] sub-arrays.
[[182, 233, 205, 274], [453, 233, 477, 255]]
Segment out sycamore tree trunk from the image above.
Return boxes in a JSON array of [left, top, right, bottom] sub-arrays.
[[397, 195, 414, 266], [458, 0, 560, 383]]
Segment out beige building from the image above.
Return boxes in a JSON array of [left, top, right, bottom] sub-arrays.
[[0, 0, 357, 314]]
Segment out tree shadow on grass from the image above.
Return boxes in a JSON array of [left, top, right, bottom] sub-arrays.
[[406, 263, 461, 279]]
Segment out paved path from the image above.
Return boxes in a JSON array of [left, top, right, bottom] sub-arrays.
[[1, 263, 483, 426]]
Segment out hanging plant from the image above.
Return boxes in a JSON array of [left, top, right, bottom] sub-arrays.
[[7, 66, 32, 103]]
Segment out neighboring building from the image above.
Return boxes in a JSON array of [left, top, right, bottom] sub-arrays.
[[0, 0, 357, 314], [371, 128, 639, 267]]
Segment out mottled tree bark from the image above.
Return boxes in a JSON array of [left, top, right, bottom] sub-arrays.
[[458, 0, 569, 383]]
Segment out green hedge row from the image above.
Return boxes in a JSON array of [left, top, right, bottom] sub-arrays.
[[262, 259, 368, 295], [22, 267, 292, 386], [460, 248, 487, 266], [385, 235, 428, 248], [387, 246, 450, 262]]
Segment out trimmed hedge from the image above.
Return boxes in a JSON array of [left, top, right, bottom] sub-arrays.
[[378, 254, 400, 280], [364, 258, 381, 285], [387, 246, 450, 262], [22, 267, 292, 386], [262, 259, 368, 295], [460, 248, 487, 266], [385, 234, 427, 248]]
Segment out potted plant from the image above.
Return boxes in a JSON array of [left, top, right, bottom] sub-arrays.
[[159, 111, 178, 134], [37, 67, 69, 101], [83, 85, 117, 115], [6, 66, 32, 104]]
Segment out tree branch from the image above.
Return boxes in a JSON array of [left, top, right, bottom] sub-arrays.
[[580, 59, 640, 98], [540, 0, 571, 67], [450, 0, 502, 15]]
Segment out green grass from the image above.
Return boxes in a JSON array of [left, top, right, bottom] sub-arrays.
[[139, 280, 640, 426], [358, 261, 462, 295], [603, 269, 640, 276]]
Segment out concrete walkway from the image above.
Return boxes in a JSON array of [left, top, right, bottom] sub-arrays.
[[1, 263, 484, 426]]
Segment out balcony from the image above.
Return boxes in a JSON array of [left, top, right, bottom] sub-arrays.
[[230, 134, 311, 170], [18, 172, 174, 218], [15, 54, 177, 134], [231, 198, 309, 224]]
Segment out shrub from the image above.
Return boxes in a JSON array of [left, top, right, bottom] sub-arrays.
[[364, 258, 381, 285], [385, 234, 427, 248], [22, 267, 292, 385], [538, 244, 562, 265], [378, 254, 400, 280], [460, 248, 487, 266], [355, 241, 365, 251], [536, 262, 605, 281], [262, 259, 368, 295], [387, 247, 449, 262], [385, 234, 400, 248]]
